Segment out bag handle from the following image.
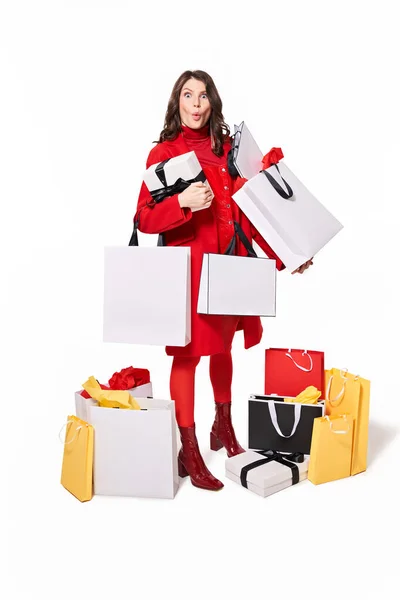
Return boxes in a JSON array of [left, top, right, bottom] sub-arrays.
[[326, 368, 348, 407], [58, 420, 85, 445], [268, 401, 302, 438], [262, 164, 294, 200], [224, 221, 258, 258], [129, 213, 165, 247], [324, 414, 351, 435], [285, 349, 313, 372]]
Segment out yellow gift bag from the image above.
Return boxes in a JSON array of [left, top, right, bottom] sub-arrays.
[[325, 368, 370, 475], [308, 414, 354, 485], [60, 415, 94, 502]]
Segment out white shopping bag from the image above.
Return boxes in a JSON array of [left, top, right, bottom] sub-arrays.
[[143, 150, 211, 212], [74, 393, 179, 499], [103, 243, 191, 346], [197, 221, 276, 316], [233, 162, 343, 273], [198, 254, 276, 316], [231, 121, 264, 180], [75, 382, 153, 423]]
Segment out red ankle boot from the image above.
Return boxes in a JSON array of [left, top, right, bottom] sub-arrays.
[[210, 402, 246, 457], [178, 425, 224, 491]]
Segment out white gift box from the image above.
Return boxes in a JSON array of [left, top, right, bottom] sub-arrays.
[[233, 162, 343, 273], [103, 246, 191, 346], [143, 150, 211, 212], [75, 391, 179, 499], [225, 450, 309, 498], [197, 253, 276, 316]]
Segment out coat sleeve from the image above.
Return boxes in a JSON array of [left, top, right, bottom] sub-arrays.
[[134, 146, 193, 234], [232, 176, 286, 271]]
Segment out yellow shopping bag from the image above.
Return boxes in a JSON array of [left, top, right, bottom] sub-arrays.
[[308, 414, 354, 485], [325, 368, 370, 475], [60, 415, 94, 502]]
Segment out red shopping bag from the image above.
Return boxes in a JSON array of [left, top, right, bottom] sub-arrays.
[[265, 348, 325, 398]]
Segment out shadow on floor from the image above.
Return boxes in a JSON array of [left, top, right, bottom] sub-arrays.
[[367, 421, 399, 465]]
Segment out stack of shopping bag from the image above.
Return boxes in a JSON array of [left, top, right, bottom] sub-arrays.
[[60, 366, 179, 502], [226, 348, 370, 497]]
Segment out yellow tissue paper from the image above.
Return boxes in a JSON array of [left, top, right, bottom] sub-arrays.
[[284, 385, 321, 404], [82, 376, 141, 410]]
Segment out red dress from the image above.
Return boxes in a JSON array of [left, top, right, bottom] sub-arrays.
[[134, 124, 285, 357]]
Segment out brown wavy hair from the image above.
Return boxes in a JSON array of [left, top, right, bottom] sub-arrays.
[[154, 70, 231, 157]]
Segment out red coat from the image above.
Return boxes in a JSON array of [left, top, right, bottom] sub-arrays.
[[134, 133, 285, 357]]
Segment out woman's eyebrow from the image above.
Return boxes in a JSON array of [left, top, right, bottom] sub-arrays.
[[182, 87, 207, 93]]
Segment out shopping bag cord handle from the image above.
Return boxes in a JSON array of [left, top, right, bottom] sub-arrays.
[[268, 401, 302, 438], [324, 414, 351, 434], [58, 421, 83, 445], [285, 349, 313, 372], [129, 212, 165, 247], [326, 371, 347, 406], [261, 164, 294, 200]]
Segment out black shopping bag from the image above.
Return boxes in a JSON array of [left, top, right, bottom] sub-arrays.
[[248, 394, 325, 454]]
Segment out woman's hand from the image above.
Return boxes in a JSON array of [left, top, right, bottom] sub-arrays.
[[178, 182, 214, 210], [291, 258, 314, 274]]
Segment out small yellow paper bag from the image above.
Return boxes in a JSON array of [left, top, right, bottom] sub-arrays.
[[60, 415, 94, 502], [308, 414, 354, 485], [325, 368, 370, 475]]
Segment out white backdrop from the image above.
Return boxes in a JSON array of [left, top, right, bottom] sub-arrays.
[[2, 1, 399, 598]]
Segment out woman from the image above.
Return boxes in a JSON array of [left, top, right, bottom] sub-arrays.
[[134, 70, 312, 491]]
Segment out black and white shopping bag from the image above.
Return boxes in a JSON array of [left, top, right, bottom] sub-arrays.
[[248, 394, 325, 454], [197, 221, 276, 316], [103, 221, 191, 346], [233, 160, 343, 273]]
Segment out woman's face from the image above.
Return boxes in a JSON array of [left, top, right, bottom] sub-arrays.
[[179, 78, 211, 129]]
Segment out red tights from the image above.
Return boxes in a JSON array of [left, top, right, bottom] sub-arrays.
[[170, 351, 233, 427]]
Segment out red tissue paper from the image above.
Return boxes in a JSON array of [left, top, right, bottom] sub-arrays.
[[80, 367, 150, 397], [262, 147, 284, 170]]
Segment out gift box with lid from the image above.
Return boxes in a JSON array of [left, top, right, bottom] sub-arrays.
[[226, 450, 309, 498], [143, 150, 211, 211]]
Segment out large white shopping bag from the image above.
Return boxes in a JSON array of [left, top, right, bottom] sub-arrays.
[[103, 224, 191, 346], [74, 393, 179, 499], [233, 162, 343, 272], [197, 221, 276, 316]]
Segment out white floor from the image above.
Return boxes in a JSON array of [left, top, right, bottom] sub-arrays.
[[4, 326, 399, 600]]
